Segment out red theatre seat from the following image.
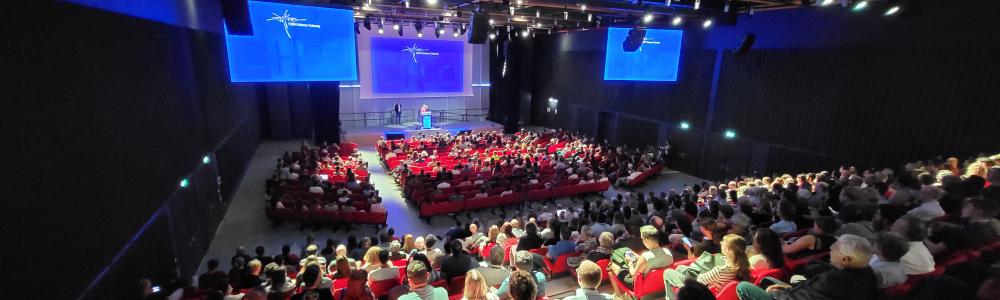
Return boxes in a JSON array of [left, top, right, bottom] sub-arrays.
[[633, 268, 667, 300], [543, 251, 580, 276], [369, 279, 401, 299], [714, 281, 740, 300]]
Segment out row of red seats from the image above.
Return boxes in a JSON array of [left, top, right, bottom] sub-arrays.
[[626, 164, 664, 186], [880, 239, 1000, 299], [418, 181, 611, 217], [264, 207, 387, 226]]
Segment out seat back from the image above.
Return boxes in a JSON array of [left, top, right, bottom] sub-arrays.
[[634, 268, 667, 299], [596, 259, 611, 282], [715, 281, 740, 300], [448, 275, 466, 294], [369, 279, 400, 298]]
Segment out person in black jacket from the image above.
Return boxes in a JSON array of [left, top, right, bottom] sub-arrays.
[[439, 240, 476, 283], [517, 223, 544, 251], [734, 234, 880, 300]]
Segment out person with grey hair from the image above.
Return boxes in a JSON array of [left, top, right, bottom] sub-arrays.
[[388, 240, 407, 261], [476, 246, 511, 287], [495, 251, 546, 299], [734, 234, 879, 300]]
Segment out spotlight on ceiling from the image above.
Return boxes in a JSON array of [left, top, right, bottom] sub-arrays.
[[695, 0, 702, 10], [671, 16, 683, 26], [884, 5, 900, 16], [363, 17, 371, 30], [417, 32, 423, 37], [489, 33, 496, 40], [396, 22, 403, 36], [460, 24, 467, 35], [702, 19, 713, 29], [679, 122, 690, 130], [821, 0, 836, 6], [724, 130, 736, 139], [414, 22, 423, 34], [852, 0, 869, 11], [587, 13, 593, 22], [581, 4, 587, 11], [378, 24, 384, 34], [427, 0, 437, 5], [643, 13, 653, 24]]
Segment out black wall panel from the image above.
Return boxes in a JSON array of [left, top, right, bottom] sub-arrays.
[[7, 3, 261, 299]]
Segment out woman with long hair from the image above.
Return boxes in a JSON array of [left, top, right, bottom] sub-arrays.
[[402, 234, 416, 254], [462, 269, 499, 300], [665, 234, 751, 292], [749, 228, 785, 271]]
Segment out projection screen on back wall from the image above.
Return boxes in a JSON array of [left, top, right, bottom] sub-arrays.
[[357, 25, 474, 99]]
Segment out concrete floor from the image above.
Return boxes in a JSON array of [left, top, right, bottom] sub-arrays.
[[198, 138, 706, 298]]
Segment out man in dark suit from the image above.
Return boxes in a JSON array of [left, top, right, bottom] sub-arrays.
[[394, 102, 402, 124]]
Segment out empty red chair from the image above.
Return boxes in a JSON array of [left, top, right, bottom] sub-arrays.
[[751, 267, 787, 285], [596, 259, 611, 282]]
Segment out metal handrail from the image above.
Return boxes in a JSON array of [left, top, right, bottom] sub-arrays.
[[339, 108, 488, 128]]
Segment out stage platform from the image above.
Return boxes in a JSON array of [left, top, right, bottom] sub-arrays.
[[342, 120, 504, 147]]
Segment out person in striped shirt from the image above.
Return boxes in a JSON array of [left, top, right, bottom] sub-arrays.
[[664, 234, 752, 292]]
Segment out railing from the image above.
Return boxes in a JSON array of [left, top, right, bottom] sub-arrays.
[[340, 108, 489, 128]]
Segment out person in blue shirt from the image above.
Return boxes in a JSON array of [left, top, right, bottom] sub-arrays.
[[769, 200, 798, 235], [546, 228, 577, 260], [496, 251, 546, 299]]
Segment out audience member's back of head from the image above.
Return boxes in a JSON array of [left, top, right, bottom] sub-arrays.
[[406, 260, 430, 284], [507, 270, 537, 300], [910, 275, 976, 300], [676, 279, 716, 300], [872, 232, 909, 262]]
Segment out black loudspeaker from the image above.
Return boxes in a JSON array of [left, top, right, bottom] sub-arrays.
[[386, 133, 405, 140], [220, 0, 253, 35], [468, 12, 490, 44], [733, 32, 756, 55], [622, 28, 646, 52], [309, 82, 341, 145]]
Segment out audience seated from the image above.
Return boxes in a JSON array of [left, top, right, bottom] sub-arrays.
[[441, 240, 477, 283], [462, 269, 499, 300], [735, 234, 880, 300], [475, 247, 511, 287], [399, 260, 449, 300], [782, 216, 838, 258], [496, 251, 546, 299], [868, 232, 909, 289], [504, 271, 538, 300], [748, 228, 785, 271], [564, 260, 613, 300], [665, 234, 750, 292]]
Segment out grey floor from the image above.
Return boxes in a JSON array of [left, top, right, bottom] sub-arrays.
[[199, 138, 706, 298]]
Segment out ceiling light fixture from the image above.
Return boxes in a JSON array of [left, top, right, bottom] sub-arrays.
[[672, 16, 683, 26]]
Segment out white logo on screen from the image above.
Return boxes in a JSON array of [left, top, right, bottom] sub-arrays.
[[636, 37, 660, 51], [402, 44, 439, 63], [266, 10, 321, 38]]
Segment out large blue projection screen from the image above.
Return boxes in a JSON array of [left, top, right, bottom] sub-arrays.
[[224, 1, 358, 82], [371, 37, 464, 93], [357, 26, 473, 99], [603, 28, 683, 81]]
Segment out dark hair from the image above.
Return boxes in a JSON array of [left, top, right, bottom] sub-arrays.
[[207, 258, 219, 271], [525, 223, 539, 237], [777, 200, 796, 220], [708, 201, 721, 219], [449, 239, 464, 256], [378, 249, 390, 264], [425, 234, 438, 248], [507, 270, 537, 300], [753, 228, 785, 268], [301, 265, 321, 288], [408, 252, 432, 274], [896, 215, 927, 241], [873, 232, 909, 262], [255, 246, 266, 256], [281, 244, 291, 255], [814, 216, 839, 235], [676, 279, 715, 300]]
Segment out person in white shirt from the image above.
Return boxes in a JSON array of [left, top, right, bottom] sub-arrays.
[[308, 185, 324, 194], [891, 216, 936, 275], [437, 181, 452, 189], [869, 232, 910, 288]]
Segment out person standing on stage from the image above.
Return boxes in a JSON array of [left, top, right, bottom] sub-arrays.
[[394, 101, 402, 124]]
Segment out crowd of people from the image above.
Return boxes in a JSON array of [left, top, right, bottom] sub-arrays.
[[143, 133, 999, 300], [263, 141, 388, 227], [377, 129, 669, 215]]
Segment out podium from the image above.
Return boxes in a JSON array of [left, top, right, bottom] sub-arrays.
[[420, 111, 432, 129]]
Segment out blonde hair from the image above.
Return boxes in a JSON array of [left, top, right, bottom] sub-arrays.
[[576, 260, 602, 289], [363, 246, 382, 266], [966, 161, 989, 179], [721, 234, 750, 280], [488, 225, 500, 243], [599, 232, 614, 248], [463, 269, 489, 300], [403, 234, 416, 254]]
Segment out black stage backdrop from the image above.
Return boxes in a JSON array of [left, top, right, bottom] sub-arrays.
[[5, 3, 261, 299], [524, 1, 1000, 179]]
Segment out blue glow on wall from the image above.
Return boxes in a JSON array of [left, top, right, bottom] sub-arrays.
[[224, 1, 358, 82], [370, 37, 464, 93], [603, 28, 683, 81]]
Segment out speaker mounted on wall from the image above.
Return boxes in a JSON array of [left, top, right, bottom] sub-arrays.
[[221, 0, 253, 35], [622, 28, 646, 52], [733, 32, 756, 55], [468, 12, 489, 44]]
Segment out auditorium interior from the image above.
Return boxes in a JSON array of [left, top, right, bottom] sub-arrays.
[[8, 1, 1000, 300]]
